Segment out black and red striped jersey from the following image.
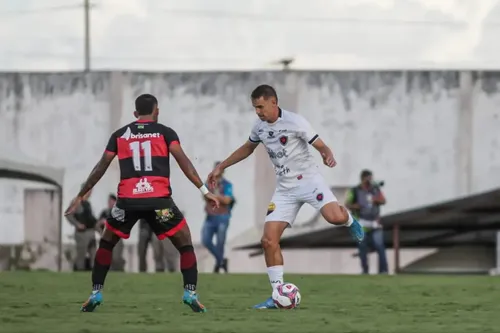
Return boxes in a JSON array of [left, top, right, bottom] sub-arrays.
[[105, 119, 179, 210]]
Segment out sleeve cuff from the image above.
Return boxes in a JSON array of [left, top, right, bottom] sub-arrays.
[[308, 134, 319, 145], [249, 137, 261, 143]]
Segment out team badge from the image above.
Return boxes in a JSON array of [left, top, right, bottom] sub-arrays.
[[316, 193, 324, 202], [266, 202, 276, 216], [156, 208, 174, 223], [279, 135, 288, 146]]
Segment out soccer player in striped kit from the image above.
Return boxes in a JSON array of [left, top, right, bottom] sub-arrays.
[[66, 94, 219, 313]]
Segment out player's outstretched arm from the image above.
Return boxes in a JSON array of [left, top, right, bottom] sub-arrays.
[[79, 152, 116, 196], [170, 144, 205, 188], [64, 151, 115, 215], [218, 141, 259, 171], [170, 144, 220, 208], [312, 138, 337, 168]]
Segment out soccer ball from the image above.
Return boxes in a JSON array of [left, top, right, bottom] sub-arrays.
[[272, 283, 301, 309]]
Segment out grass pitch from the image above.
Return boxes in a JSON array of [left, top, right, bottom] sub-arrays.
[[0, 272, 498, 333]]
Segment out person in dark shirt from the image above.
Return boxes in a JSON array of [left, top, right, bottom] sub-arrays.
[[66, 187, 97, 271], [97, 194, 125, 271], [345, 169, 388, 274], [65, 94, 219, 313]]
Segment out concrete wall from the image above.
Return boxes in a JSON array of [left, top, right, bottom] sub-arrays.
[[1, 71, 500, 250]]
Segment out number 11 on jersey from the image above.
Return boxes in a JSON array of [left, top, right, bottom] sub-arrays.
[[129, 140, 153, 171]]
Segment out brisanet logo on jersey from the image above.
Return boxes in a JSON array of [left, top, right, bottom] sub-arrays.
[[130, 133, 160, 140]]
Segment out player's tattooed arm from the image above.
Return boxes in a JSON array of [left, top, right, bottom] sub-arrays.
[[77, 152, 115, 198], [169, 144, 204, 188]]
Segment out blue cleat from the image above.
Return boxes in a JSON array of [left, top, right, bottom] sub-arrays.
[[80, 290, 103, 312], [182, 290, 207, 313], [253, 297, 277, 309], [349, 218, 365, 243]]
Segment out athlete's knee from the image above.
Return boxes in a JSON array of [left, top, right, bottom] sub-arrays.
[[321, 203, 348, 225], [261, 235, 280, 251], [101, 228, 120, 243]]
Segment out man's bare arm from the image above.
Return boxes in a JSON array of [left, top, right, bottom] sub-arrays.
[[77, 152, 115, 198], [311, 138, 333, 158], [66, 214, 80, 227], [219, 141, 259, 170], [170, 144, 204, 188]]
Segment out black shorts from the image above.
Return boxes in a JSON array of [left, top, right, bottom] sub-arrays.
[[105, 199, 185, 240]]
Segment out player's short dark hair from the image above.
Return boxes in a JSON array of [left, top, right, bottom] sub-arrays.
[[251, 85, 278, 102], [135, 94, 158, 115], [108, 194, 117, 201]]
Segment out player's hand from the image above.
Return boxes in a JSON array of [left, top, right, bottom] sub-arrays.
[[321, 152, 337, 168], [64, 196, 82, 216], [207, 166, 223, 190], [204, 192, 220, 210], [76, 223, 87, 231]]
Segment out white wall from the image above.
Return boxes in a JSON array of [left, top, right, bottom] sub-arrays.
[[1, 71, 499, 248]]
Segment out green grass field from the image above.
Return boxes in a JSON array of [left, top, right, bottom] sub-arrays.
[[0, 272, 499, 333]]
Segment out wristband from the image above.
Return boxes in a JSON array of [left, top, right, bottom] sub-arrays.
[[199, 185, 209, 196]]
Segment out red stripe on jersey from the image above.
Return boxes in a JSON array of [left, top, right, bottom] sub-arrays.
[[118, 176, 171, 198], [116, 135, 168, 160], [170, 140, 179, 146], [104, 150, 116, 156]]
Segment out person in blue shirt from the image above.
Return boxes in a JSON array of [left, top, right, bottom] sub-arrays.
[[201, 161, 235, 273]]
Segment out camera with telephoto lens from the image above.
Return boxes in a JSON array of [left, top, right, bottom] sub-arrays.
[[372, 180, 384, 188]]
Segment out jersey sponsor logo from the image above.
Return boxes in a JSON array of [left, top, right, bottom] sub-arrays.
[[120, 127, 161, 141], [275, 165, 290, 176], [156, 208, 174, 223], [266, 202, 276, 216], [267, 148, 288, 159], [268, 131, 275, 138], [132, 178, 155, 195], [279, 135, 288, 146]]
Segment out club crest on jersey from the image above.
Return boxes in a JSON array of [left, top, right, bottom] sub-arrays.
[[279, 135, 288, 146], [266, 202, 276, 216], [316, 193, 324, 202]]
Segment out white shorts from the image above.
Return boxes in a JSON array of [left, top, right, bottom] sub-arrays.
[[265, 174, 337, 226]]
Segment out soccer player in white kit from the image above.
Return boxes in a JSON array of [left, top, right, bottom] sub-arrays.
[[208, 85, 365, 309]]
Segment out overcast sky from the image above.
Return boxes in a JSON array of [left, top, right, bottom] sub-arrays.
[[1, 0, 500, 71]]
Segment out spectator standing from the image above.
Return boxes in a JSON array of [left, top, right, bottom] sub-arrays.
[[345, 170, 388, 274], [97, 194, 125, 271], [138, 219, 178, 272], [66, 187, 97, 271], [201, 162, 235, 273]]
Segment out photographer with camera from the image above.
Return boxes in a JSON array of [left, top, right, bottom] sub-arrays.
[[345, 169, 388, 274]]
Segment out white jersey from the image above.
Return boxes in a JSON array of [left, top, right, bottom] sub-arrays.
[[249, 109, 320, 189]]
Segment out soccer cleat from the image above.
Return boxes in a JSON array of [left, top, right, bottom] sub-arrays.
[[253, 296, 278, 309], [80, 290, 103, 312], [349, 218, 365, 243], [182, 290, 207, 313]]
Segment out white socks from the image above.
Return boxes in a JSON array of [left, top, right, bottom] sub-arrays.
[[267, 265, 284, 290], [345, 210, 354, 227]]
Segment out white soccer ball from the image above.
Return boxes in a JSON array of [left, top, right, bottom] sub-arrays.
[[272, 283, 301, 309]]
